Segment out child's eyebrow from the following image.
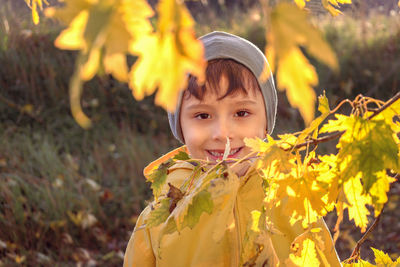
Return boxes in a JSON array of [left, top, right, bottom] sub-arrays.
[[183, 103, 213, 111], [234, 100, 258, 106]]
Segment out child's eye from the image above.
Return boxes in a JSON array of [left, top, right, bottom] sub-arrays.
[[195, 113, 211, 120], [235, 110, 249, 117]]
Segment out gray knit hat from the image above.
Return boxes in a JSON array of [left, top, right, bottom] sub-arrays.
[[168, 31, 277, 143]]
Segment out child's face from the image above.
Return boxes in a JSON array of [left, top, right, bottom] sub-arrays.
[[180, 75, 267, 163]]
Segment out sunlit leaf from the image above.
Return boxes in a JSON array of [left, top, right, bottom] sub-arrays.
[[264, 3, 338, 125], [46, 0, 154, 128], [321, 115, 399, 193], [297, 93, 331, 144], [129, 0, 206, 112], [288, 238, 321, 266], [25, 0, 49, 25], [371, 247, 399, 266], [343, 175, 371, 232]]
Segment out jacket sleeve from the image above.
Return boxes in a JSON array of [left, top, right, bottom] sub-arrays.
[[123, 206, 156, 267], [269, 203, 342, 266]]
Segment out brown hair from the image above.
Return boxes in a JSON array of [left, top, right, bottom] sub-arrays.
[[185, 58, 261, 100]]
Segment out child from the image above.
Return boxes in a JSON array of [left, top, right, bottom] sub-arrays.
[[124, 31, 341, 266]]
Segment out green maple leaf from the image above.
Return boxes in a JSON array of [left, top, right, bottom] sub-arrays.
[[181, 190, 213, 229], [173, 151, 190, 160], [321, 115, 399, 192], [146, 198, 170, 228], [147, 159, 174, 200]]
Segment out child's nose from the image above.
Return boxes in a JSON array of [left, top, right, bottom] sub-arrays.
[[212, 118, 233, 141]]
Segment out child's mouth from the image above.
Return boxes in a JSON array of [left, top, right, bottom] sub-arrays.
[[206, 147, 242, 161]]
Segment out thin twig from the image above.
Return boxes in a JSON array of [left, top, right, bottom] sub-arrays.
[[368, 91, 400, 120], [286, 92, 400, 151], [347, 209, 383, 262], [285, 131, 345, 151]]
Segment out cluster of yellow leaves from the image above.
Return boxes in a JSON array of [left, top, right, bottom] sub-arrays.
[[264, 3, 338, 126], [244, 95, 399, 265], [44, 0, 204, 128], [246, 96, 400, 234], [24, 0, 49, 25], [130, 0, 205, 111]]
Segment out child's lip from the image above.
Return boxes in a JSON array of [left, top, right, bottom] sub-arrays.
[[206, 147, 243, 161]]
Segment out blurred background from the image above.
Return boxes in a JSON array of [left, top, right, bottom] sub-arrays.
[[0, 0, 399, 265]]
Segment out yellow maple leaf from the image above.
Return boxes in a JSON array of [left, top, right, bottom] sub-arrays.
[[129, 0, 206, 112], [371, 247, 398, 266], [25, 0, 49, 25], [275, 168, 330, 228], [264, 3, 338, 125], [288, 238, 321, 267], [369, 171, 396, 216], [343, 175, 371, 232], [47, 0, 153, 82], [46, 0, 154, 128]]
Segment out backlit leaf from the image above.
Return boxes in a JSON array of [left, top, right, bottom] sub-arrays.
[[343, 175, 370, 232], [46, 0, 154, 128], [48, 0, 153, 82], [297, 93, 331, 144], [264, 3, 338, 125], [129, 0, 206, 112], [274, 167, 330, 228], [321, 115, 399, 193], [25, 0, 49, 25], [288, 238, 321, 267], [371, 247, 398, 266]]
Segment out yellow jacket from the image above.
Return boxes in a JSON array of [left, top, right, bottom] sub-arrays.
[[124, 147, 341, 267]]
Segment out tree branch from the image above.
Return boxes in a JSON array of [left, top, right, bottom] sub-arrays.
[[286, 131, 345, 151], [287, 91, 400, 151], [368, 91, 400, 120], [346, 208, 383, 262]]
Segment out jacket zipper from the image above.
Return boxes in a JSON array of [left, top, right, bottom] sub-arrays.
[[234, 196, 242, 266]]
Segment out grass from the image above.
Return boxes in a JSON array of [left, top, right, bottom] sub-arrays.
[[0, 115, 178, 265]]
